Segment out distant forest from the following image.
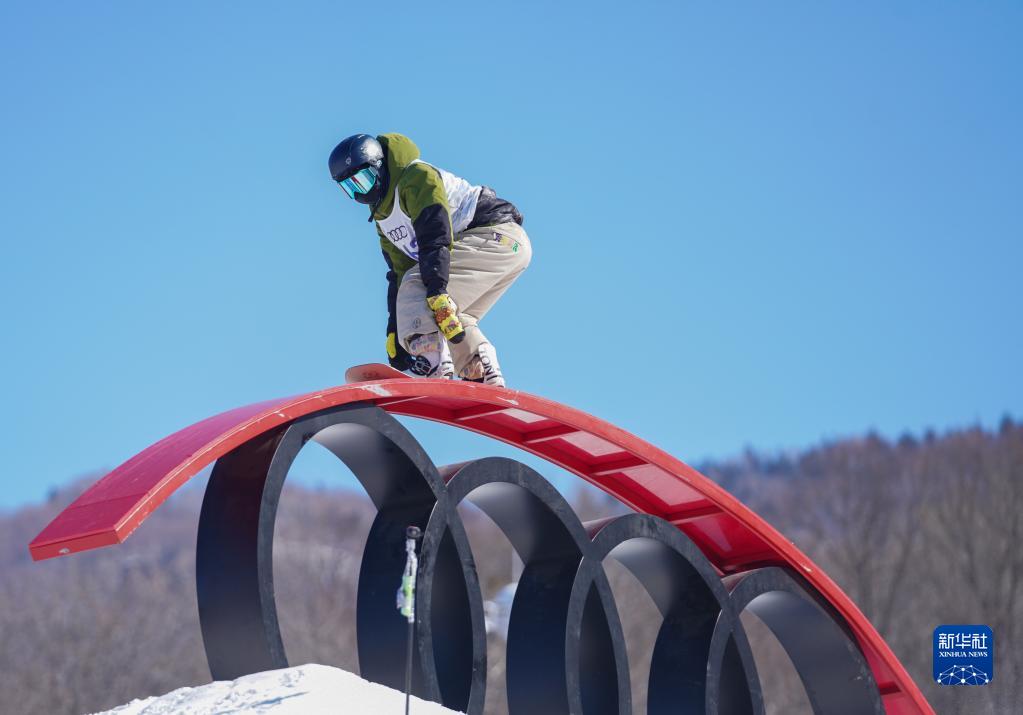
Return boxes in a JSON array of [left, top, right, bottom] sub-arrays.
[[1, 418, 1018, 715]]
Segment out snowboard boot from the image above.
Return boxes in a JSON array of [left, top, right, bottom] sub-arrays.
[[477, 343, 504, 387], [462, 342, 505, 387], [405, 333, 455, 379]]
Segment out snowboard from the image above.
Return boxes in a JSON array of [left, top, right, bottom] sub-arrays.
[[345, 362, 413, 384]]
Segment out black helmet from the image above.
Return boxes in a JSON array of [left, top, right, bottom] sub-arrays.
[[328, 134, 387, 206]]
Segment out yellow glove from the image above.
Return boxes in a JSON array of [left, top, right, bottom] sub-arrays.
[[385, 332, 397, 360], [426, 293, 465, 344]]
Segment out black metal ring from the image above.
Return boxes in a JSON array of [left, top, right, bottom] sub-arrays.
[[707, 567, 883, 715], [442, 457, 630, 715], [574, 514, 763, 715], [196, 403, 446, 683], [416, 471, 487, 713]]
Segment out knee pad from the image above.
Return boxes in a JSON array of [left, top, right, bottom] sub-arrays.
[[405, 333, 454, 378]]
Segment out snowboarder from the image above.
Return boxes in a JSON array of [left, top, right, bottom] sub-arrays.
[[328, 133, 530, 387]]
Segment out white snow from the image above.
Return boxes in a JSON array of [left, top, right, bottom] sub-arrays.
[[91, 663, 462, 715]]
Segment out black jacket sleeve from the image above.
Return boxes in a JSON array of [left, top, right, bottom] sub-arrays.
[[467, 186, 523, 228], [382, 249, 399, 335], [413, 204, 453, 297], [381, 250, 411, 370]]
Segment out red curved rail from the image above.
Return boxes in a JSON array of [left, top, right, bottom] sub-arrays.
[[29, 378, 932, 714]]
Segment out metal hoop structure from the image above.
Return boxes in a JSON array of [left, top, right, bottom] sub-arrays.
[[29, 376, 932, 714]]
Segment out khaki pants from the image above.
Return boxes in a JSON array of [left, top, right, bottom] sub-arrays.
[[397, 221, 531, 376]]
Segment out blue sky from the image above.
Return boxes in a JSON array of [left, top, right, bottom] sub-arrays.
[[1, 2, 1020, 509]]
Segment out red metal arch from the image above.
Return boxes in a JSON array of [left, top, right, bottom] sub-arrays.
[[29, 375, 932, 714]]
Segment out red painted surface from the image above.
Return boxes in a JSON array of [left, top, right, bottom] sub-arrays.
[[29, 373, 933, 714]]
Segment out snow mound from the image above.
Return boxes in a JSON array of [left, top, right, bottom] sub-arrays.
[[91, 663, 461, 714]]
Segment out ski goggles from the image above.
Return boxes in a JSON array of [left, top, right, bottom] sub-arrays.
[[336, 166, 379, 198]]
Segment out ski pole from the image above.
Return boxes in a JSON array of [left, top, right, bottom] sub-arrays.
[[397, 525, 422, 715]]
